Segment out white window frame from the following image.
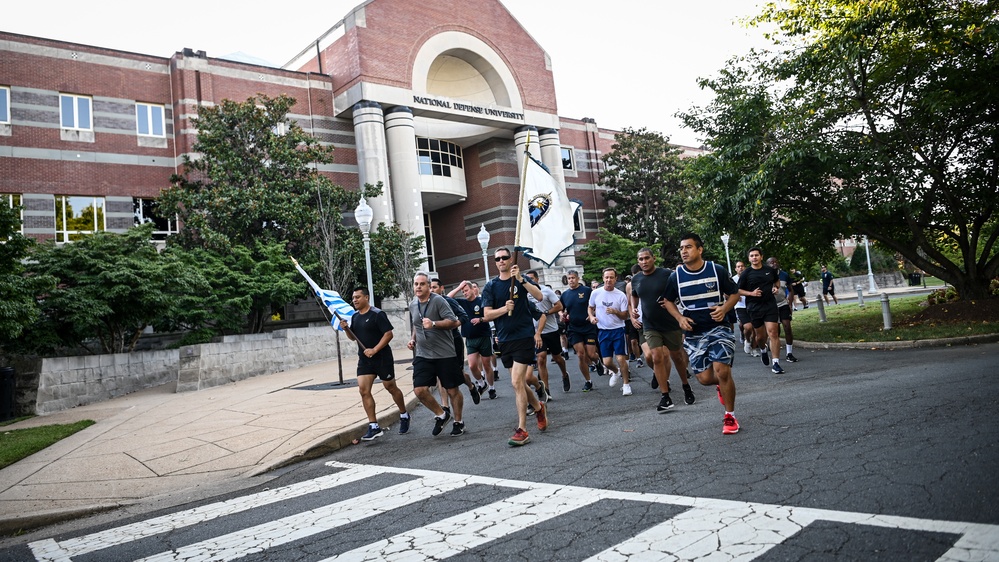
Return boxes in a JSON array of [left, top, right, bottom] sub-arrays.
[[135, 102, 166, 137], [3, 193, 22, 235], [60, 94, 93, 130], [133, 197, 179, 240], [55, 195, 105, 243], [560, 146, 575, 171], [0, 87, 10, 124]]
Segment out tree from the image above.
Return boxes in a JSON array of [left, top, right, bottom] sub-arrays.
[[680, 0, 999, 300], [25, 224, 208, 354], [369, 223, 425, 305], [578, 229, 649, 283], [0, 203, 54, 352], [599, 127, 697, 265], [159, 94, 338, 255]]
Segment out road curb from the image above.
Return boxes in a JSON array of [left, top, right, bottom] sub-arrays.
[[795, 333, 999, 350]]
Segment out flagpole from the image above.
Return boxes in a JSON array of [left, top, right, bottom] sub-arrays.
[[510, 130, 533, 313]]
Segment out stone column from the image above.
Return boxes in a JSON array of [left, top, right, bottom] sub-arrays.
[[513, 125, 540, 181], [352, 101, 394, 225], [538, 128, 566, 188], [384, 106, 428, 271]]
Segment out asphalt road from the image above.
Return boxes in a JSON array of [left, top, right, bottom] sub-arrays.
[[4, 342, 997, 560]]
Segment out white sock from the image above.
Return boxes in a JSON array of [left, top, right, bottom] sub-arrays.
[[772, 358, 779, 365], [400, 413, 409, 419], [725, 411, 734, 416], [786, 344, 793, 354], [369, 422, 379, 429]]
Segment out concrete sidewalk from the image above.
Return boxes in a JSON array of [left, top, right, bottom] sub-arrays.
[[0, 355, 417, 535]]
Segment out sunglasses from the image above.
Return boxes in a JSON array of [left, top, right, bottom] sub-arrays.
[[494, 255, 511, 262]]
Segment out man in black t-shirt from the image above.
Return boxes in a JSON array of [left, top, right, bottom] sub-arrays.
[[341, 287, 410, 441], [559, 270, 599, 392], [448, 280, 496, 398], [737, 247, 784, 374]]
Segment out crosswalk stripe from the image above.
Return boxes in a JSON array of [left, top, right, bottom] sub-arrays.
[[321, 484, 602, 561], [28, 463, 385, 562], [134, 473, 465, 562]]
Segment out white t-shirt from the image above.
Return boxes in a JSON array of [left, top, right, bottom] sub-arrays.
[[588, 286, 629, 330]]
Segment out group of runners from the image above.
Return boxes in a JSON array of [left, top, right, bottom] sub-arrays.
[[341, 233, 808, 446]]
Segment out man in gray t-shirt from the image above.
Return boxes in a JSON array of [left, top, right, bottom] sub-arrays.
[[407, 272, 465, 437]]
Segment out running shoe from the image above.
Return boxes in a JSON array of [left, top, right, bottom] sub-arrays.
[[442, 406, 451, 419], [562, 375, 571, 392], [760, 345, 770, 365], [470, 384, 481, 405], [651, 375, 659, 389], [771, 362, 785, 374], [398, 416, 410, 435], [683, 384, 695, 405], [488, 388, 497, 400], [582, 380, 593, 392], [786, 353, 799, 363], [432, 410, 451, 436], [657, 393, 674, 413], [595, 362, 606, 376], [536, 403, 548, 431], [526, 405, 536, 416], [636, 357, 644, 368], [622, 383, 633, 396], [450, 421, 465, 436], [744, 340, 753, 355], [716, 385, 724, 405], [751, 348, 760, 357], [509, 428, 530, 446], [608, 370, 621, 387], [477, 381, 488, 395], [589, 364, 596, 372], [361, 425, 383, 441], [723, 413, 740, 434], [494, 370, 500, 381], [536, 380, 549, 403]]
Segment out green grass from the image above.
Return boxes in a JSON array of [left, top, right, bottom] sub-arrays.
[[792, 295, 998, 343], [0, 420, 95, 469]]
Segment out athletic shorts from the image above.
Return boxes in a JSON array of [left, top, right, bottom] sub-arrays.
[[823, 285, 835, 296], [452, 333, 466, 374], [643, 328, 683, 351], [748, 305, 779, 328], [793, 284, 806, 297], [536, 332, 563, 356], [684, 325, 736, 375], [412, 356, 464, 389], [735, 308, 752, 327], [465, 335, 493, 357], [357, 351, 395, 381], [499, 337, 536, 369], [566, 323, 598, 347], [598, 327, 627, 358], [637, 328, 647, 346], [777, 304, 792, 322], [625, 320, 639, 341]]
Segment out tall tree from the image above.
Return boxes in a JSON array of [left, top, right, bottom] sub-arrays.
[[598, 127, 696, 264], [578, 229, 649, 283], [0, 203, 54, 353], [681, 0, 999, 300]]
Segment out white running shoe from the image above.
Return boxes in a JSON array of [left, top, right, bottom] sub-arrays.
[[621, 383, 633, 396], [744, 340, 752, 355], [608, 371, 621, 387]]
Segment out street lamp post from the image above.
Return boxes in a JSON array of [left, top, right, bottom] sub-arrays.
[[720, 232, 732, 273], [477, 223, 490, 285], [354, 197, 374, 300], [864, 235, 878, 294]]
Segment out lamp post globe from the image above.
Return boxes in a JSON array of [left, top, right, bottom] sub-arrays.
[[477, 223, 491, 285], [354, 197, 375, 300], [721, 232, 732, 273]]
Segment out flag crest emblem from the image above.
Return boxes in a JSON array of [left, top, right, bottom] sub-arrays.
[[528, 194, 552, 227]]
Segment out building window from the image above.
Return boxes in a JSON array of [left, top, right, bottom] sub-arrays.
[[136, 103, 165, 137], [55, 195, 105, 242], [423, 212, 436, 273], [60, 94, 92, 130], [573, 206, 584, 234], [561, 147, 574, 171], [0, 87, 10, 124], [417, 137, 463, 178], [133, 198, 178, 240], [2, 193, 22, 234]]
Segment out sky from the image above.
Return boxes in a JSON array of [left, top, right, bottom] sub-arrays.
[[4, 0, 770, 146]]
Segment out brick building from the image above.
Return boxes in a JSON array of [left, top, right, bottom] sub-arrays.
[[0, 0, 699, 287]]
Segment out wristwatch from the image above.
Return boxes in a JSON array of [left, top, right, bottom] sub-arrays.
[[431, 321, 437, 328]]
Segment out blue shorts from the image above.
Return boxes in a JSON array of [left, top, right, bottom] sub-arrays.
[[598, 327, 627, 358], [683, 326, 736, 374]]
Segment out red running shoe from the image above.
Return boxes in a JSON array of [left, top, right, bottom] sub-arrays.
[[509, 427, 531, 446], [716, 385, 724, 406], [723, 413, 740, 434], [536, 403, 548, 431]]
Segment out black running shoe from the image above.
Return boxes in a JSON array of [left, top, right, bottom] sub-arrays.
[[562, 376, 571, 392], [760, 345, 770, 365], [494, 370, 500, 381], [651, 375, 659, 390], [526, 405, 536, 416], [786, 353, 799, 363], [657, 393, 674, 413], [488, 388, 497, 399], [536, 380, 549, 403], [683, 384, 696, 405], [470, 384, 481, 405], [398, 416, 410, 435], [771, 362, 785, 374], [432, 410, 451, 436], [450, 421, 465, 436], [361, 425, 383, 441]]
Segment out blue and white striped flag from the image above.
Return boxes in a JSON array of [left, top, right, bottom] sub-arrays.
[[292, 259, 356, 331]]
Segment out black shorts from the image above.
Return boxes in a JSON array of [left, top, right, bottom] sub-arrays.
[[452, 333, 466, 375], [566, 323, 598, 347], [412, 356, 464, 389], [748, 304, 779, 328], [823, 285, 835, 296], [625, 319, 639, 341], [735, 308, 752, 327], [793, 284, 806, 297], [536, 332, 563, 356], [357, 351, 395, 381], [777, 305, 792, 322], [499, 337, 536, 369]]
